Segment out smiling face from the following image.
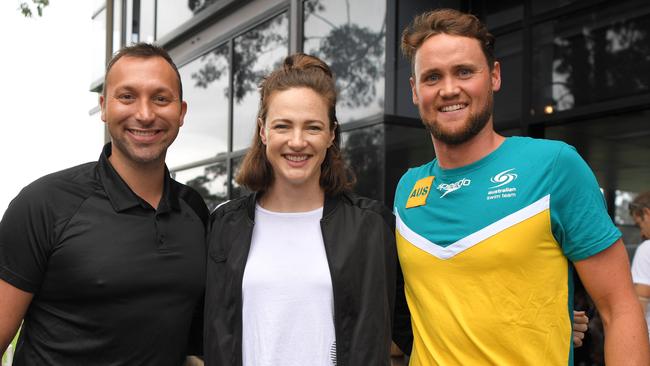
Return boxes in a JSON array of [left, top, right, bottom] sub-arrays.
[[99, 56, 187, 168], [260, 87, 334, 191], [410, 33, 501, 146]]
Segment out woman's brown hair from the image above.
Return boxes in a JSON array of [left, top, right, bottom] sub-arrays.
[[236, 53, 355, 195]]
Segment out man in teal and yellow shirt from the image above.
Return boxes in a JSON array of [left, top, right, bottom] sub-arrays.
[[395, 8, 649, 365]]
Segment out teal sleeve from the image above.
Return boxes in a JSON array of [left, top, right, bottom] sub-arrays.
[[549, 145, 621, 261]]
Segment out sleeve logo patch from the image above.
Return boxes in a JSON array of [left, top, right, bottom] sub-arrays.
[[406, 176, 435, 208]]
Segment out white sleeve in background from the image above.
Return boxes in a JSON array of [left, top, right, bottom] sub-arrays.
[[632, 240, 650, 286]]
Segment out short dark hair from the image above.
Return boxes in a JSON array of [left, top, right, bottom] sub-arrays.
[[236, 53, 355, 195], [102, 43, 183, 101], [630, 191, 650, 218], [401, 8, 496, 72]]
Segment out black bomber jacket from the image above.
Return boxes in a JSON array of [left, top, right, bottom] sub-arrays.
[[204, 192, 412, 366]]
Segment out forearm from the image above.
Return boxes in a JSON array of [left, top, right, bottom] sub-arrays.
[[601, 302, 650, 365]]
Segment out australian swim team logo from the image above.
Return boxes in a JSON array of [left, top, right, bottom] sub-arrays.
[[490, 168, 518, 188], [437, 178, 471, 198], [486, 168, 518, 200]]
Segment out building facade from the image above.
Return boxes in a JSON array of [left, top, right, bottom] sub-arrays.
[[88, 0, 650, 362]]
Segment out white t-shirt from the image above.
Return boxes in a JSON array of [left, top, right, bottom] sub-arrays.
[[242, 205, 336, 366], [631, 240, 650, 338]]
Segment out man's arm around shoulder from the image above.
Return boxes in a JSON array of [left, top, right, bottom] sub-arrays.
[[0, 279, 33, 353], [574, 239, 650, 365]]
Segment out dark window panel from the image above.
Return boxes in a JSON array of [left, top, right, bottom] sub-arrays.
[[532, 1, 650, 114], [493, 31, 523, 127], [384, 124, 433, 206], [341, 125, 385, 202]]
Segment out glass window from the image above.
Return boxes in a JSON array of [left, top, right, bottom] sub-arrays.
[[385, 124, 433, 205], [139, 0, 155, 43], [156, 0, 213, 40], [483, 0, 523, 29], [113, 0, 123, 51], [493, 31, 522, 127], [167, 44, 230, 169], [126, 0, 155, 44], [616, 190, 638, 226], [303, 0, 386, 123], [532, 0, 579, 16], [174, 161, 228, 211], [230, 155, 251, 199], [532, 1, 650, 114], [91, 6, 106, 81], [341, 124, 385, 201], [232, 13, 289, 151]]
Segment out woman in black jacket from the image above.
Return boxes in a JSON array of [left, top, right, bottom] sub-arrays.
[[204, 53, 412, 366]]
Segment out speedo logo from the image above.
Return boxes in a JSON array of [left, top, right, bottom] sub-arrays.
[[437, 178, 471, 198]]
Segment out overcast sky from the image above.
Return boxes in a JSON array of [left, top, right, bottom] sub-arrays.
[[0, 1, 104, 218]]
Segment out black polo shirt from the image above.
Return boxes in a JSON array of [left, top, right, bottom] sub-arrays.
[[0, 143, 208, 365]]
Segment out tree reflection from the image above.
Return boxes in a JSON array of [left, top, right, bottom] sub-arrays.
[[548, 15, 649, 110], [189, 0, 386, 109], [304, 0, 385, 109], [184, 162, 228, 211], [189, 15, 287, 103], [342, 125, 383, 201]]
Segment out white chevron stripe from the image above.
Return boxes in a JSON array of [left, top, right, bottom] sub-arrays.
[[395, 195, 550, 259]]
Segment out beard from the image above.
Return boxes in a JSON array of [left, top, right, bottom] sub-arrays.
[[421, 96, 494, 146], [111, 136, 169, 166]]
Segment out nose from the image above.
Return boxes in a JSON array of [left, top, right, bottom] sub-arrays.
[[439, 78, 460, 99], [135, 99, 155, 124], [287, 128, 307, 149]]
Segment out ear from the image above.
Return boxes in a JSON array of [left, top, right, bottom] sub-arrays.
[[178, 101, 188, 127], [329, 121, 337, 147], [99, 95, 107, 122], [410, 76, 419, 105], [258, 118, 267, 145], [491, 61, 501, 92]]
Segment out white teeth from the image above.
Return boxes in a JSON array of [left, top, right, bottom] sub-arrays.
[[285, 155, 308, 162], [440, 104, 466, 112], [129, 129, 157, 136]]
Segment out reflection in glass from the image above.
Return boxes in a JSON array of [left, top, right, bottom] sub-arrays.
[[167, 44, 230, 169], [230, 156, 251, 199], [174, 161, 228, 211], [532, 2, 650, 114], [156, 0, 215, 39], [129, 0, 155, 43], [113, 0, 122, 52], [385, 124, 432, 205], [341, 125, 384, 201], [304, 0, 385, 123], [531, 0, 579, 15], [232, 13, 289, 151], [483, 0, 522, 29], [493, 31, 522, 126], [616, 190, 639, 226], [91, 7, 106, 81]]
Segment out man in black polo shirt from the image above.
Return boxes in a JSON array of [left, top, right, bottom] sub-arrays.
[[0, 43, 208, 365]]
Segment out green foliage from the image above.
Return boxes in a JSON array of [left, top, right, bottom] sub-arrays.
[[19, 0, 50, 18]]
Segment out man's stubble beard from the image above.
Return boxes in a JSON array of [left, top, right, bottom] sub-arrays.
[[421, 94, 494, 146]]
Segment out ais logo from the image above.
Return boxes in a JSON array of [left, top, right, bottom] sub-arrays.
[[406, 176, 435, 208]]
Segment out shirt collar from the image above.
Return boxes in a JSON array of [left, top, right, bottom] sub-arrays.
[[96, 143, 181, 213]]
